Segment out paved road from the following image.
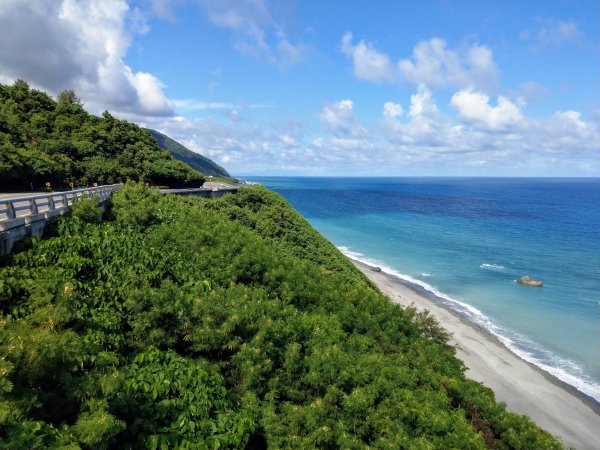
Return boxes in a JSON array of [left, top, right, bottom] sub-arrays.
[[203, 181, 237, 190]]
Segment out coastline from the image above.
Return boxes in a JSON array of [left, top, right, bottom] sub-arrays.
[[351, 257, 600, 450]]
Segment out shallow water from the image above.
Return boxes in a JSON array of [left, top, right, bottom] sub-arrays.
[[245, 177, 600, 402]]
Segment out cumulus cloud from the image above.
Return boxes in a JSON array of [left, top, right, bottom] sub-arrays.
[[381, 85, 452, 149], [0, 0, 174, 116], [451, 89, 525, 130], [520, 19, 585, 52], [408, 84, 441, 119], [319, 99, 367, 137], [539, 110, 599, 151], [398, 38, 497, 89], [340, 32, 393, 82], [340, 33, 498, 90], [383, 102, 403, 118], [198, 0, 308, 68]]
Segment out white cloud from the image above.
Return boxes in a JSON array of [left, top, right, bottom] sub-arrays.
[[340, 32, 393, 82], [320, 99, 353, 128], [399, 38, 497, 89], [279, 134, 295, 147], [520, 19, 585, 51], [539, 110, 598, 151], [0, 0, 173, 116], [319, 99, 367, 137], [451, 89, 524, 130], [340, 33, 498, 90], [383, 102, 403, 118], [381, 85, 451, 149], [198, 0, 308, 68], [408, 84, 440, 118]]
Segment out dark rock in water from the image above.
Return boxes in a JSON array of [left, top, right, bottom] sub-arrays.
[[517, 276, 543, 287], [372, 266, 382, 273]]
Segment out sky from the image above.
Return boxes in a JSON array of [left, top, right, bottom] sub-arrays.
[[1, 0, 599, 176]]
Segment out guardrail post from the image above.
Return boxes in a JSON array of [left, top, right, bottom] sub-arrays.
[[5, 201, 16, 219], [29, 199, 38, 215], [48, 196, 55, 211]]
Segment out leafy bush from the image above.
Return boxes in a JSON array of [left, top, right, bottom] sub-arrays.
[[0, 185, 563, 449], [71, 196, 103, 224], [114, 346, 255, 449]]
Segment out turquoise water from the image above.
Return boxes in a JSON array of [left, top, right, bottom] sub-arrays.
[[245, 177, 600, 402]]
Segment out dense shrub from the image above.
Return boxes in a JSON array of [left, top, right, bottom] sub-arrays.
[[71, 197, 103, 224], [0, 185, 562, 448]]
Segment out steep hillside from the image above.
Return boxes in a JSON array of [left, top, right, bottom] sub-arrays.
[[0, 80, 204, 190], [0, 184, 562, 449], [146, 128, 230, 178]]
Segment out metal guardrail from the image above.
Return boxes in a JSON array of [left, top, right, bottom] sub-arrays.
[[0, 184, 121, 223]]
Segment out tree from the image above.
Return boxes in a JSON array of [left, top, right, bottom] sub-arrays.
[[57, 89, 83, 106]]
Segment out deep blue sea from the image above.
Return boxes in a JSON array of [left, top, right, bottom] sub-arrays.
[[245, 177, 600, 402]]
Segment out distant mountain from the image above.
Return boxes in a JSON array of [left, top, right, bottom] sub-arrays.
[[146, 129, 231, 178]]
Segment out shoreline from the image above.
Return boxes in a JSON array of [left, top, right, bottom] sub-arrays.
[[350, 257, 600, 449]]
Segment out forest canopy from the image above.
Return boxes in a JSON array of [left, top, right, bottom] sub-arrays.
[[0, 184, 562, 449], [0, 80, 204, 191]]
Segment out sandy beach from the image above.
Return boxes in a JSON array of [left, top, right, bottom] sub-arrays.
[[352, 259, 600, 450]]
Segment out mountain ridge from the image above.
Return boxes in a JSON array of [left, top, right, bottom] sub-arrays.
[[145, 128, 230, 179]]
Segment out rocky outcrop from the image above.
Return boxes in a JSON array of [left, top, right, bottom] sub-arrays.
[[372, 266, 382, 273], [517, 276, 543, 287]]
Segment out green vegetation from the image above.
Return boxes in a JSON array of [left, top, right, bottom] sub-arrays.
[[146, 128, 231, 179], [0, 81, 204, 191], [0, 184, 562, 449], [70, 196, 103, 224]]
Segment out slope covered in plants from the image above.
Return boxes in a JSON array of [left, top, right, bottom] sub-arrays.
[[0, 81, 204, 191], [146, 128, 230, 178], [0, 185, 562, 449]]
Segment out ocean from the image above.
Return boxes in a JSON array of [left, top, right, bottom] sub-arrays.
[[244, 177, 600, 402]]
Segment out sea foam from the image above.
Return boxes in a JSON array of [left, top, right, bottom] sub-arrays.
[[480, 263, 505, 270]]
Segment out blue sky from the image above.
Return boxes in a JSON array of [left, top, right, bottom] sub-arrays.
[[1, 0, 599, 176]]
